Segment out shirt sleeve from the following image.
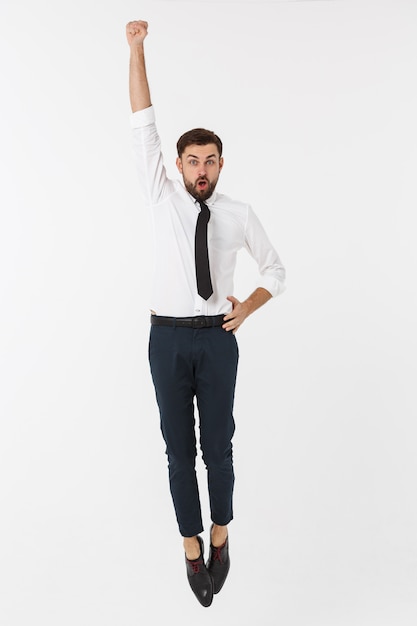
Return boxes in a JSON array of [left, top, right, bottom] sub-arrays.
[[244, 207, 286, 298], [130, 106, 156, 129], [130, 105, 174, 205]]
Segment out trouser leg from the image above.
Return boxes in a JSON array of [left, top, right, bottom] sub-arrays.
[[148, 325, 203, 537], [194, 327, 239, 526]]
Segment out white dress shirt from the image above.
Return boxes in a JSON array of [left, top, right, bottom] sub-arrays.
[[131, 105, 286, 317]]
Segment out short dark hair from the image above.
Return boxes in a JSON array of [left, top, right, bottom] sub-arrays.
[[176, 128, 223, 158]]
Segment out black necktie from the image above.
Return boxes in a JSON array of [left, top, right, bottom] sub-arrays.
[[195, 200, 213, 300]]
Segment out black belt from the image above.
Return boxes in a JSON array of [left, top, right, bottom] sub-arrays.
[[151, 314, 225, 328]]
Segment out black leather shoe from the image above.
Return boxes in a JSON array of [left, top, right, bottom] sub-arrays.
[[185, 536, 213, 607], [206, 526, 230, 594]]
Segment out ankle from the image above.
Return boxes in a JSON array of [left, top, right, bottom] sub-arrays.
[[211, 524, 228, 548], [184, 536, 201, 560]]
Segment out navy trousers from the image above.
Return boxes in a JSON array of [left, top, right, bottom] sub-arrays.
[[149, 324, 239, 537]]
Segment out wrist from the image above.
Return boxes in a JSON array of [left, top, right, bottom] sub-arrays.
[[130, 42, 145, 54]]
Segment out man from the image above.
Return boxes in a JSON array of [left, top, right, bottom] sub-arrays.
[[126, 20, 286, 607]]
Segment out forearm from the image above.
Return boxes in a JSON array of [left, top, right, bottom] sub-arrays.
[[129, 44, 151, 112], [242, 287, 272, 316]]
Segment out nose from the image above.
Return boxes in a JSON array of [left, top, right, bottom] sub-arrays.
[[197, 164, 207, 177]]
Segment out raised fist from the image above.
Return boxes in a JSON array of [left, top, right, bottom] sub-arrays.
[[126, 20, 148, 47]]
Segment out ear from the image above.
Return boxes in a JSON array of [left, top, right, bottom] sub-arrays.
[[176, 156, 183, 173], [219, 156, 224, 172]]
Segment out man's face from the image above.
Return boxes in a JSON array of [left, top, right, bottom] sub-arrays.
[[176, 143, 224, 201]]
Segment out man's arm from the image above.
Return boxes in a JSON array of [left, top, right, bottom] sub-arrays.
[[126, 20, 151, 112], [222, 206, 286, 333]]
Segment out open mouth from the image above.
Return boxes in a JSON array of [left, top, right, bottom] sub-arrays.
[[197, 179, 208, 189]]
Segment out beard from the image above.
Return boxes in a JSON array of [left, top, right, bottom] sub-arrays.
[[183, 175, 219, 201]]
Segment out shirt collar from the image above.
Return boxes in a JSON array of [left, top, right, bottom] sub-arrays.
[[190, 191, 217, 207]]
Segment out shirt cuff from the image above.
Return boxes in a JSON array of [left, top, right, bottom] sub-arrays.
[[130, 105, 155, 129], [258, 275, 286, 298]]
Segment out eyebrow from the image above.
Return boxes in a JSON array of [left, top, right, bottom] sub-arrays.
[[186, 153, 218, 160]]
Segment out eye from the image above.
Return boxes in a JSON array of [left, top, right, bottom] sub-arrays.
[[206, 160, 215, 166], [189, 159, 198, 166]]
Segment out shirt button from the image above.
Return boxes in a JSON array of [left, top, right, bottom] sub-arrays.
[[195, 309, 201, 313]]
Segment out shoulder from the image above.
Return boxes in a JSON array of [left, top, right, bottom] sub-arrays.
[[212, 192, 250, 215]]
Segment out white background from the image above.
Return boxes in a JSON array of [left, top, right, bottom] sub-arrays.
[[1, 0, 416, 624]]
